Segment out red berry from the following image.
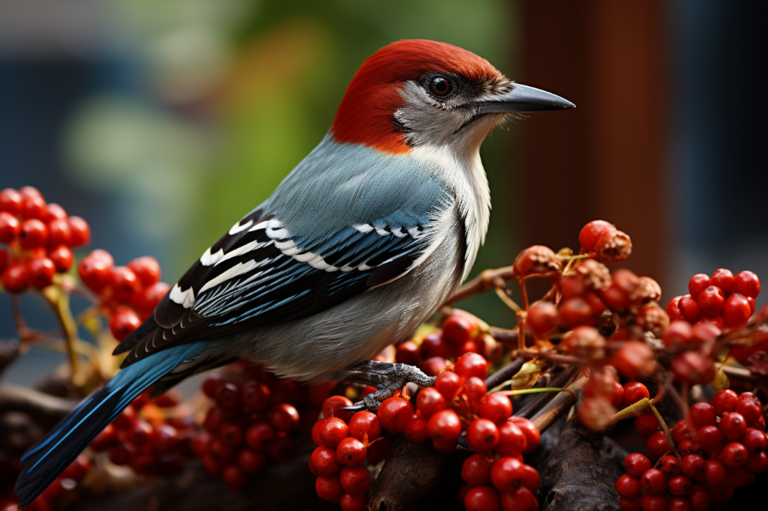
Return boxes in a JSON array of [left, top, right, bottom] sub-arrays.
[[513, 245, 562, 276], [467, 418, 500, 452], [490, 456, 525, 492], [507, 417, 540, 454], [336, 437, 366, 467], [678, 295, 701, 323], [558, 297, 593, 328], [109, 266, 140, 303], [201, 374, 224, 399], [744, 451, 768, 473], [0, 211, 20, 244], [527, 301, 559, 338], [415, 387, 446, 418], [722, 441, 748, 468], [615, 474, 641, 499], [640, 468, 666, 495], [0, 188, 22, 215], [442, 313, 476, 345], [688, 484, 711, 511], [464, 376, 488, 407], [454, 352, 488, 380], [109, 308, 141, 342], [740, 428, 767, 455], [689, 402, 716, 429], [340, 493, 367, 511], [128, 256, 161, 288], [26, 257, 55, 289], [404, 415, 429, 443], [696, 286, 725, 316], [46, 218, 71, 248], [319, 417, 349, 448], [67, 216, 91, 247], [579, 220, 614, 251], [736, 392, 763, 425], [339, 465, 371, 495], [321, 395, 354, 423], [712, 389, 739, 416], [377, 397, 414, 434], [688, 274, 711, 300], [47, 245, 74, 273], [237, 448, 266, 474], [420, 331, 449, 359], [666, 296, 684, 322], [2, 264, 28, 293], [694, 425, 723, 453], [395, 341, 421, 365], [668, 474, 693, 496], [348, 410, 382, 443], [216, 383, 241, 412], [217, 421, 243, 447], [659, 455, 681, 478], [245, 421, 275, 450], [310, 445, 341, 476], [241, 381, 270, 411], [723, 293, 751, 328], [20, 193, 47, 220], [734, 271, 760, 298], [720, 412, 748, 440], [496, 421, 528, 457], [623, 382, 649, 406], [19, 219, 47, 249], [634, 413, 659, 438], [711, 269, 735, 295], [420, 356, 450, 376], [624, 453, 651, 478], [462, 453, 493, 485], [434, 371, 464, 401], [500, 486, 537, 511], [427, 408, 462, 444], [78, 251, 113, 292], [315, 474, 343, 503], [150, 424, 179, 452], [478, 393, 513, 426], [646, 430, 670, 460], [464, 485, 501, 511], [680, 454, 704, 478], [671, 352, 715, 385], [267, 403, 300, 432]]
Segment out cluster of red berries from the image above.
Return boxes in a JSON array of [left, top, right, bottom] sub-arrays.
[[395, 311, 501, 377], [89, 388, 194, 477], [77, 250, 170, 341], [309, 405, 383, 511], [0, 187, 91, 293], [617, 390, 767, 510], [380, 353, 543, 511], [191, 364, 307, 492], [667, 270, 760, 332], [0, 455, 90, 511]]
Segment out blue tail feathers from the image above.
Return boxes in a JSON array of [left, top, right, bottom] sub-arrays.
[[15, 343, 207, 507]]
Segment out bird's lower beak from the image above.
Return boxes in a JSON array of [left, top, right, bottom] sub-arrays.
[[476, 83, 575, 113]]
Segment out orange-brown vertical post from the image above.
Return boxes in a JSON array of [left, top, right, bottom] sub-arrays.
[[517, 0, 669, 286]]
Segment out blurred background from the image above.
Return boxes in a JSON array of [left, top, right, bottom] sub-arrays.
[[1, 0, 766, 380]]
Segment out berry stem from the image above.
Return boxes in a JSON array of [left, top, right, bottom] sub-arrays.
[[647, 400, 678, 458], [42, 287, 84, 389], [517, 277, 529, 351], [530, 373, 588, 434]]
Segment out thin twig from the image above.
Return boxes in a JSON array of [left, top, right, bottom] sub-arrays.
[[518, 349, 585, 366], [446, 266, 515, 305], [530, 374, 588, 434], [518, 365, 581, 419], [485, 357, 525, 390]]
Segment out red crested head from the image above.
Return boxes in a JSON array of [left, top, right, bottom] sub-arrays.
[[330, 40, 504, 154]]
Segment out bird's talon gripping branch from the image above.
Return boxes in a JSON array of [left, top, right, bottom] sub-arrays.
[[343, 361, 437, 412]]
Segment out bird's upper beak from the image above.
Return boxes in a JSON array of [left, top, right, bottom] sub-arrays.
[[476, 83, 575, 113]]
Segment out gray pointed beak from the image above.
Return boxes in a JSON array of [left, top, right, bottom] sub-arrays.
[[476, 83, 575, 113]]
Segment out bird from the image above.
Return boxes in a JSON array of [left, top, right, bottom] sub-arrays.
[[15, 39, 573, 506]]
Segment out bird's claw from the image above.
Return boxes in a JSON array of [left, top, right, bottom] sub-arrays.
[[341, 361, 436, 412]]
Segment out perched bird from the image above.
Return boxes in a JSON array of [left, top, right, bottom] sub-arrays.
[[16, 39, 573, 505]]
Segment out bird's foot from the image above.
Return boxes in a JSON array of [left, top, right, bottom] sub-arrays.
[[341, 361, 436, 412]]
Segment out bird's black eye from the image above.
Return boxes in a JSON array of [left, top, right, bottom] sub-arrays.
[[428, 76, 453, 97]]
